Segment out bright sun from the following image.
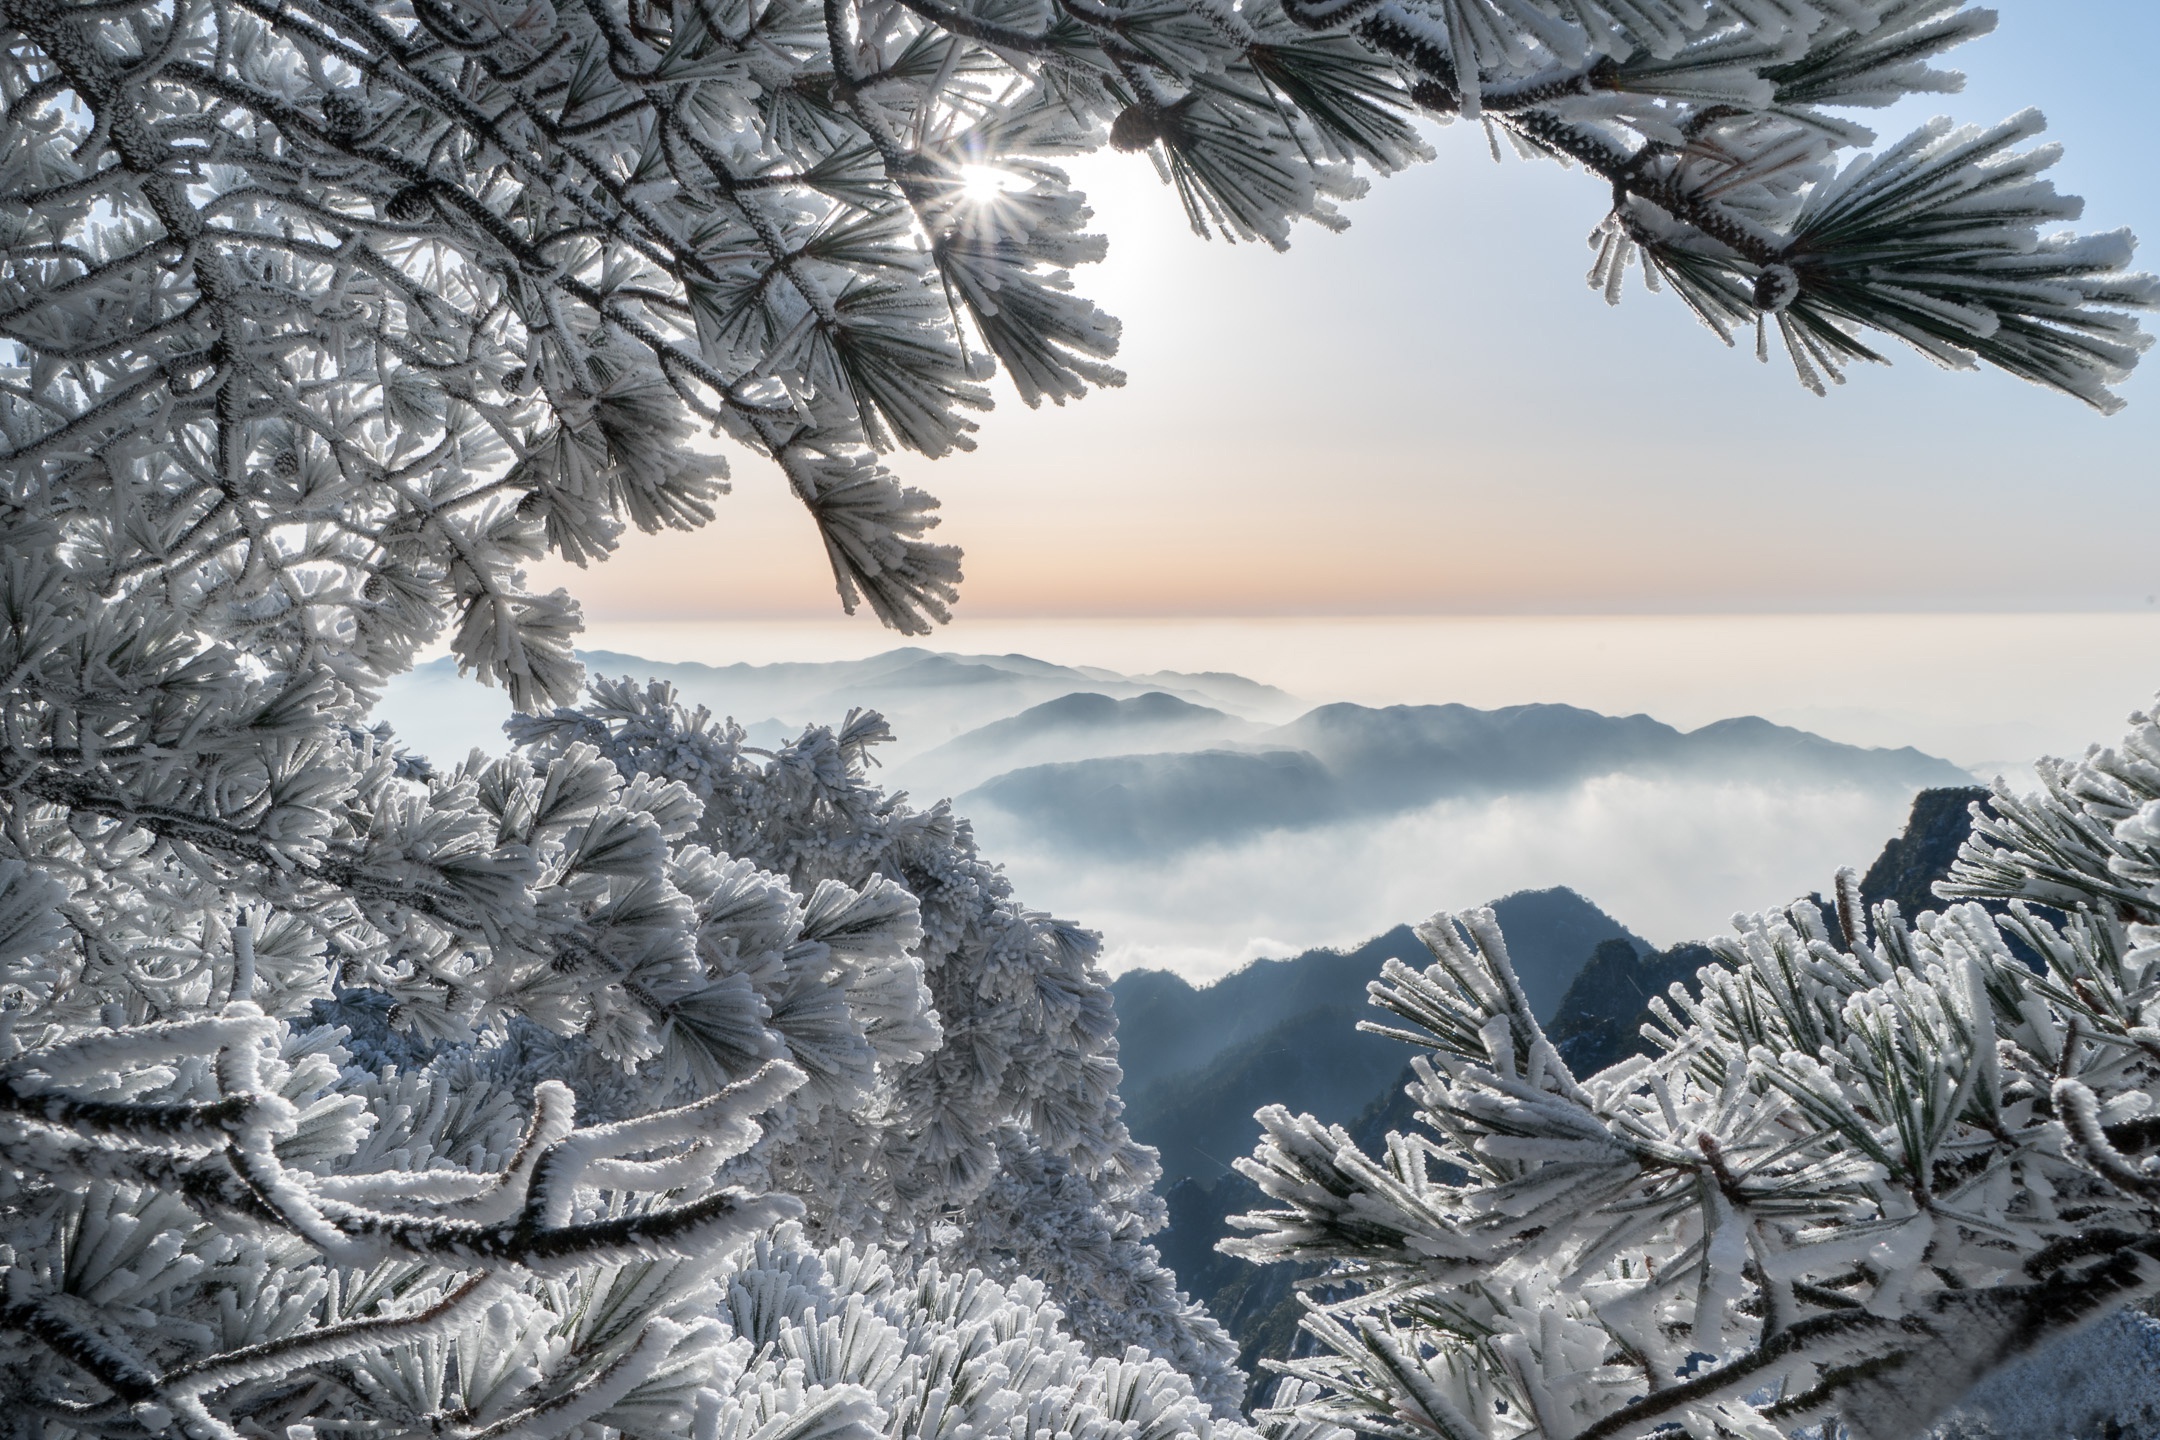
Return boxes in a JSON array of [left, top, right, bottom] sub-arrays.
[[957, 164, 1021, 202]]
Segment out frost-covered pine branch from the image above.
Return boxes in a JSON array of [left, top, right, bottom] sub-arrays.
[[501, 680, 1246, 1408], [1226, 694, 2160, 1440], [4, 0, 2157, 1428], [0, 0, 2151, 750], [0, 592, 1246, 1431], [5, 0, 1316, 1387], [0, 498, 1244, 1431], [0, 989, 806, 1437], [0, 969, 1238, 1437]]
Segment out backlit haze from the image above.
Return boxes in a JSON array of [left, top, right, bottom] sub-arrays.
[[530, 0, 2160, 622], [394, 0, 2160, 980]]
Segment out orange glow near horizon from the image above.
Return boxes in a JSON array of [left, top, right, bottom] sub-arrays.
[[530, 20, 2160, 627]]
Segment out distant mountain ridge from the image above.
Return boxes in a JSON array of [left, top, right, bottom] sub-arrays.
[[895, 691, 1259, 801], [382, 651, 1965, 820], [1112, 887, 1644, 1184], [377, 647, 1977, 984], [968, 701, 1970, 854], [574, 648, 1302, 754], [373, 646, 1304, 768]]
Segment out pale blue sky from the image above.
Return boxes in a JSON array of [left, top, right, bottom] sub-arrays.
[[543, 0, 2160, 621]]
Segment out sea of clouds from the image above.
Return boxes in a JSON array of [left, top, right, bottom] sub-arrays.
[[975, 773, 1926, 981], [376, 614, 2160, 983]]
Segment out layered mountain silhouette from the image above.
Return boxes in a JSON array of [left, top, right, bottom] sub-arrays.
[[375, 647, 1301, 767], [894, 691, 1260, 801], [574, 648, 1300, 750], [967, 702, 1969, 853], [380, 647, 1979, 985], [1113, 887, 1643, 1186]]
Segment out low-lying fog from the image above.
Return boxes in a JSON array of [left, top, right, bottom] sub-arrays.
[[973, 774, 1924, 981], [361, 621, 2143, 981]]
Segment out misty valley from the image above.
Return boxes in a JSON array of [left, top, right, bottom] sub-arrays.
[[381, 647, 1974, 972], [368, 643, 2160, 1438]]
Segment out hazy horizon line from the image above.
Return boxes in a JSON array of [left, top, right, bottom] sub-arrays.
[[562, 602, 2160, 625]]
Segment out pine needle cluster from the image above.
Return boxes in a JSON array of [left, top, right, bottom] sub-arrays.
[[1228, 702, 2160, 1440]]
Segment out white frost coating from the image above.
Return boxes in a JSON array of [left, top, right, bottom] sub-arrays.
[[0, 523, 1252, 1426], [9, 1013, 281, 1085], [0, 616, 1241, 1424], [162, 1274, 512, 1401], [1230, 691, 2160, 1440], [0, 861, 68, 971], [1, 0, 2149, 1427], [230, 912, 258, 1008], [474, 1317, 688, 1440], [0, 671, 1238, 1423], [559, 1062, 806, 1164], [701, 1228, 1250, 1440], [507, 684, 1248, 1411]]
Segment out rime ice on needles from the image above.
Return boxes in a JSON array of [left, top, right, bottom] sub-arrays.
[[0, 1004, 808, 1438], [0, 115, 1242, 1411], [3, 0, 2158, 1425], [0, 514, 1244, 1431], [1227, 694, 2160, 1440], [506, 678, 1247, 1412], [0, 0, 2151, 723]]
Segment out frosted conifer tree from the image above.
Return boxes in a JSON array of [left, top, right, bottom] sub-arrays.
[[0, 530, 1248, 1430], [1225, 697, 2160, 1440], [2, 0, 2155, 686], [4, 0, 2159, 1432], [503, 681, 1247, 1403]]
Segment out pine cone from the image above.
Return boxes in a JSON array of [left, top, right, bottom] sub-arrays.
[[321, 93, 369, 139], [1108, 104, 1159, 152], [1109, 96, 1193, 153], [1752, 262, 1801, 314], [385, 183, 437, 222]]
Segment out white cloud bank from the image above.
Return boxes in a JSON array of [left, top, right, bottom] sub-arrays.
[[975, 775, 1932, 982]]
